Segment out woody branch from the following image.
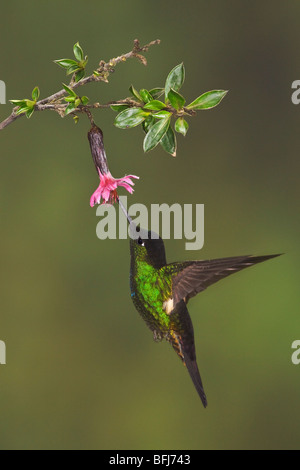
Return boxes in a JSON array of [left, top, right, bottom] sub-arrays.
[[0, 39, 161, 131]]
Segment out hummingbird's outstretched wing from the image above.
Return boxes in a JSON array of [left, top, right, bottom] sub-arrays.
[[170, 254, 281, 307], [168, 300, 207, 408]]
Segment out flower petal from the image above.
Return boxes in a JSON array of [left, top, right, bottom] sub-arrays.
[[102, 187, 112, 202], [90, 171, 139, 206], [116, 174, 139, 184], [117, 181, 135, 194]]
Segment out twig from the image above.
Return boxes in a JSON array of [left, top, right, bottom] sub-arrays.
[[33, 97, 195, 121], [0, 38, 160, 131]]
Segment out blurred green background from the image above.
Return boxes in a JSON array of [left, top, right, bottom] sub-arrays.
[[0, 0, 299, 450]]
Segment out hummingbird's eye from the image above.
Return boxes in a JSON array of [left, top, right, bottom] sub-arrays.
[[137, 237, 145, 246]]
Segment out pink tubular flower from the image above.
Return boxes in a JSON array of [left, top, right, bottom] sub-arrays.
[[88, 124, 139, 207], [90, 169, 139, 207]]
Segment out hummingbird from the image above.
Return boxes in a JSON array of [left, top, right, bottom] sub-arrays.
[[129, 225, 280, 408]]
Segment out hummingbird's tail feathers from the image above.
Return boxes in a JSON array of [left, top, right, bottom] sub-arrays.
[[184, 354, 208, 408], [171, 254, 281, 306], [167, 303, 208, 407]]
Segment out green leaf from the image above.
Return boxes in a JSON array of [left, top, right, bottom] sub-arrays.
[[65, 103, 76, 115], [25, 99, 36, 108], [62, 83, 77, 97], [175, 117, 189, 136], [54, 59, 78, 69], [110, 104, 130, 112], [168, 88, 185, 110], [186, 90, 228, 110], [114, 107, 149, 129], [75, 69, 85, 82], [66, 64, 81, 75], [10, 99, 27, 106], [139, 89, 152, 104], [73, 42, 84, 62], [142, 115, 156, 133], [152, 110, 172, 119], [129, 85, 143, 102], [149, 88, 164, 99], [143, 116, 171, 152], [80, 96, 89, 105], [26, 107, 35, 119], [165, 63, 185, 100], [64, 96, 76, 103], [32, 86, 40, 101], [80, 56, 88, 68], [14, 105, 29, 115], [160, 125, 177, 156], [12, 97, 35, 115], [143, 100, 166, 111]]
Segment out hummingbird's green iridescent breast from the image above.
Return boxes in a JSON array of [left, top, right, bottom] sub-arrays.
[[130, 260, 173, 335]]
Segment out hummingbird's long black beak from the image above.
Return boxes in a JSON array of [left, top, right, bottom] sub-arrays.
[[117, 197, 141, 241], [117, 196, 134, 226]]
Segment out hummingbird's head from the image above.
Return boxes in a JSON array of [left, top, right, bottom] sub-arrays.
[[129, 224, 166, 269]]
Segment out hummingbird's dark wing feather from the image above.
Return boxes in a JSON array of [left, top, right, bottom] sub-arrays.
[[168, 300, 207, 408], [171, 254, 280, 307]]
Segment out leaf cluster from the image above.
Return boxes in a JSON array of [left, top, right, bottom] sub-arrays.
[[10, 86, 40, 118], [54, 42, 88, 83], [113, 64, 227, 155], [8, 42, 227, 155], [62, 84, 89, 116]]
